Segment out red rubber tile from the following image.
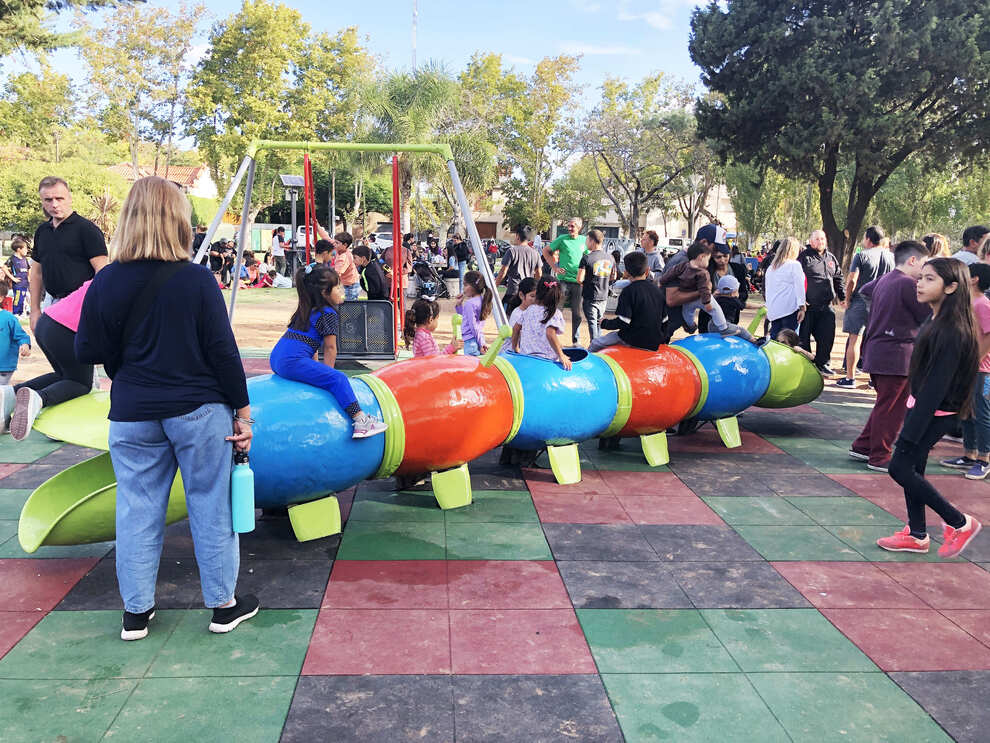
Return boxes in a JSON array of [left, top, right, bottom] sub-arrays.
[[522, 468, 613, 497], [617, 495, 725, 525], [447, 561, 571, 610], [241, 359, 272, 375], [0, 558, 98, 612], [941, 610, 990, 648], [0, 463, 26, 478], [821, 608, 990, 671], [667, 429, 784, 455], [0, 611, 43, 660], [878, 563, 990, 610], [596, 470, 696, 497], [449, 609, 596, 674], [322, 561, 448, 609], [772, 561, 927, 609], [530, 493, 631, 524], [302, 609, 451, 675], [829, 474, 990, 502]]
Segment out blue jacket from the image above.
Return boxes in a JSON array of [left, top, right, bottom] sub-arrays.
[[0, 310, 30, 372]]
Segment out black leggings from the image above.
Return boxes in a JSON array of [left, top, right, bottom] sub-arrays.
[[888, 415, 966, 537], [15, 313, 93, 408]]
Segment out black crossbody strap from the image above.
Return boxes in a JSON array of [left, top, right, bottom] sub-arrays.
[[121, 261, 188, 343]]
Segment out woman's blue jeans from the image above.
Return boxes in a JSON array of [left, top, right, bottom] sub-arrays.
[[110, 402, 238, 614], [962, 372, 990, 457]]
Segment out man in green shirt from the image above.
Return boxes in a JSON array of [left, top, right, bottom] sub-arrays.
[[542, 217, 588, 344]]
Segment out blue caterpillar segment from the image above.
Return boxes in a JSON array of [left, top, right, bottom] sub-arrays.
[[672, 335, 772, 420]]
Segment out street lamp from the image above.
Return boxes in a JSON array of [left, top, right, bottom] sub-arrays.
[[280, 174, 305, 275]]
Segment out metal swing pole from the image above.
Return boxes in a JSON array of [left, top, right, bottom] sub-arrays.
[[193, 155, 253, 266], [227, 158, 256, 321], [446, 159, 508, 328], [392, 155, 403, 354]]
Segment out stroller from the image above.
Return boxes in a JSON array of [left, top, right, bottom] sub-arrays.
[[412, 260, 450, 300]]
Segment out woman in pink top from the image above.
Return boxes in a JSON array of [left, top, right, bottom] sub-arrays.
[[2, 279, 93, 439]]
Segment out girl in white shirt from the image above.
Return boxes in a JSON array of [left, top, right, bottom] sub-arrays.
[[764, 237, 807, 338]]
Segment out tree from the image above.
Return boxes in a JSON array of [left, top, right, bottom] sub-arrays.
[[666, 138, 723, 238], [0, 0, 131, 55], [0, 61, 75, 162], [691, 0, 990, 264], [548, 157, 607, 231], [724, 161, 788, 248], [579, 75, 695, 237], [502, 55, 580, 232], [77, 2, 206, 178]]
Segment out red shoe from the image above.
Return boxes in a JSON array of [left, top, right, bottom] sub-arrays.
[[877, 525, 930, 553], [938, 514, 982, 558]]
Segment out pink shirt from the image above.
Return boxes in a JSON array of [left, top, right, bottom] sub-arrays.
[[45, 279, 91, 332], [412, 328, 455, 357], [973, 295, 990, 373], [333, 249, 359, 286]]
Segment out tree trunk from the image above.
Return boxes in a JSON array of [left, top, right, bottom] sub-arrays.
[[817, 143, 845, 263], [130, 137, 141, 180]]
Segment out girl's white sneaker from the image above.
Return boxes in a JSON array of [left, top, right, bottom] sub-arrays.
[[10, 387, 42, 441], [352, 412, 388, 439], [0, 385, 15, 434]]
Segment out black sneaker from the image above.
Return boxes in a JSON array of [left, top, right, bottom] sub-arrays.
[[209, 594, 260, 634], [121, 607, 155, 641], [836, 378, 856, 388], [817, 364, 836, 376]]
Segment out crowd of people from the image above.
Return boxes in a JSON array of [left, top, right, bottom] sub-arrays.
[[0, 172, 987, 645]]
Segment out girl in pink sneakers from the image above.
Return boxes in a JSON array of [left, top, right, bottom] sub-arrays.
[[878, 258, 983, 558]]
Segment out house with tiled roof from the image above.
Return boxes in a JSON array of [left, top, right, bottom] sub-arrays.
[[107, 163, 218, 200]]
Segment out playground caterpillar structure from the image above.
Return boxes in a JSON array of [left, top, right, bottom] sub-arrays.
[[18, 333, 822, 550]]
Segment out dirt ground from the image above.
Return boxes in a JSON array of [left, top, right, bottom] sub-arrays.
[[12, 287, 854, 382]]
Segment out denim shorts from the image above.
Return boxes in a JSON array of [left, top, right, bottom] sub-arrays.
[[842, 294, 869, 334]]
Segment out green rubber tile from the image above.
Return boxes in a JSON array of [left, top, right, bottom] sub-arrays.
[[601, 673, 789, 743], [809, 401, 872, 424], [147, 609, 316, 677], [0, 489, 32, 519], [0, 537, 114, 559], [701, 609, 877, 672], [0, 677, 137, 742], [731, 524, 865, 561], [577, 609, 738, 674], [764, 437, 875, 474], [785, 496, 902, 526], [827, 525, 964, 562], [0, 433, 62, 463], [702, 497, 814, 526], [0, 518, 16, 545], [444, 522, 552, 560], [0, 610, 183, 679], [348, 492, 445, 522], [336, 521, 446, 560], [748, 672, 953, 742], [584, 449, 671, 472], [106, 676, 296, 743], [442, 490, 539, 523]]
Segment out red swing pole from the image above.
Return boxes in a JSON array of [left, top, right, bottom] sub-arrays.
[[392, 155, 402, 354], [303, 154, 312, 265]]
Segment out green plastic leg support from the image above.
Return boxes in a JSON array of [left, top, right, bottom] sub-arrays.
[[747, 306, 768, 335], [288, 494, 342, 542], [548, 443, 582, 485], [432, 463, 472, 510], [714, 416, 742, 448], [639, 432, 670, 467]]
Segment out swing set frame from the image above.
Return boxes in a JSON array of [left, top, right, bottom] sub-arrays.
[[191, 140, 508, 356]]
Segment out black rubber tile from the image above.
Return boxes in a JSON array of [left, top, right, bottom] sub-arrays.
[[890, 671, 990, 743], [541, 524, 658, 562], [673, 471, 775, 498], [669, 562, 811, 608], [234, 558, 332, 608], [55, 557, 120, 610], [669, 453, 811, 476], [759, 473, 857, 498], [556, 561, 693, 609], [639, 525, 765, 561], [453, 675, 623, 742], [0, 465, 66, 489], [239, 518, 340, 560], [281, 675, 454, 743], [951, 533, 990, 561], [34, 446, 104, 467]]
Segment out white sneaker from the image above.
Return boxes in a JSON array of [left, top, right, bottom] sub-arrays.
[[0, 385, 15, 434], [10, 387, 42, 441], [351, 412, 388, 439]]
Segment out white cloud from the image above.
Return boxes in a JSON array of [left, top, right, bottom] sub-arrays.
[[616, 0, 702, 31], [503, 54, 535, 66], [185, 43, 209, 66], [559, 41, 642, 56]]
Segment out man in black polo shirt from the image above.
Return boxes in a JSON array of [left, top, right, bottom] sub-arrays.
[[31, 177, 108, 332], [798, 229, 845, 375]]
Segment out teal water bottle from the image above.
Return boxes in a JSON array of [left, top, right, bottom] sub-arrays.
[[231, 451, 255, 533]]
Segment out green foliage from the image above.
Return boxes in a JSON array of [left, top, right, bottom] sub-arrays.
[[0, 156, 129, 233], [0, 61, 74, 161], [691, 0, 990, 262], [0, 0, 130, 55], [188, 195, 219, 227], [548, 157, 606, 231]]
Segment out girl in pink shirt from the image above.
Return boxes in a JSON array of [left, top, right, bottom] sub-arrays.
[[403, 299, 459, 357]]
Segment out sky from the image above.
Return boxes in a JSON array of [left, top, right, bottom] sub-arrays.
[[3, 0, 705, 104]]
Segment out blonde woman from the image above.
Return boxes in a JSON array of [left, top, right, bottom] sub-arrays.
[[764, 237, 807, 338], [75, 177, 257, 641], [922, 233, 951, 259]]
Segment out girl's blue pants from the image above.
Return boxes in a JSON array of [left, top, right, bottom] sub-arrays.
[[270, 338, 358, 410]]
